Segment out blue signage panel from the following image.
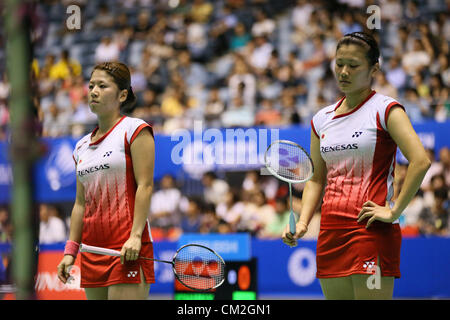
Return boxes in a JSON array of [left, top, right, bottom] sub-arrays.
[[178, 233, 251, 262], [0, 121, 449, 203], [3, 237, 450, 297]]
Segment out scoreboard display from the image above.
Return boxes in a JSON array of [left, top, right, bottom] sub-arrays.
[[174, 258, 257, 300]]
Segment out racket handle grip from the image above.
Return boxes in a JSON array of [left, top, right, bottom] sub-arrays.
[[289, 212, 296, 235], [79, 244, 121, 257]]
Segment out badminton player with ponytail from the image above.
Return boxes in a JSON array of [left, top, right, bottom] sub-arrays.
[[282, 32, 431, 299], [57, 62, 156, 299]]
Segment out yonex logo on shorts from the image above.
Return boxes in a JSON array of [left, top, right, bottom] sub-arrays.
[[127, 271, 138, 278], [363, 261, 375, 271]]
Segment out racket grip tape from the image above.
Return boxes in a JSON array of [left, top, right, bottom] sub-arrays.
[[79, 244, 121, 257], [289, 211, 296, 235]]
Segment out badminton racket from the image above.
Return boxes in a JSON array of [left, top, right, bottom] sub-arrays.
[[264, 139, 314, 235], [79, 243, 226, 291]]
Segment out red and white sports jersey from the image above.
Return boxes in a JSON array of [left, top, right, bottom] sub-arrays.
[[73, 115, 154, 248], [311, 91, 403, 229]]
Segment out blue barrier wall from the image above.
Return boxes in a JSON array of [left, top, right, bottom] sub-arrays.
[[158, 237, 450, 298], [7, 237, 447, 298]]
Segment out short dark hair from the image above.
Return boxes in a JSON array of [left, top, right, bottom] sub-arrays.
[[336, 32, 380, 66]]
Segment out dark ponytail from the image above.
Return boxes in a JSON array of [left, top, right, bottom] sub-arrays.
[[120, 85, 137, 114], [91, 62, 137, 114]]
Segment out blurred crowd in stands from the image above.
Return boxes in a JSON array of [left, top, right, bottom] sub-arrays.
[[0, 0, 449, 139], [0, 0, 449, 242]]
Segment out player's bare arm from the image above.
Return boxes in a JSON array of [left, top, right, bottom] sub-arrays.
[[120, 129, 155, 264]]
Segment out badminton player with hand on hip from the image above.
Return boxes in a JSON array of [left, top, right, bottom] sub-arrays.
[[57, 62, 156, 300], [282, 32, 431, 299]]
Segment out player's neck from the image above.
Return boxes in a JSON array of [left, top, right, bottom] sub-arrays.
[[342, 87, 373, 111], [96, 113, 123, 136]]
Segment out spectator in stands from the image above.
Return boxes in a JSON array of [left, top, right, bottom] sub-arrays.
[[438, 147, 450, 187], [421, 148, 444, 192], [400, 189, 425, 237], [418, 188, 449, 236], [202, 171, 230, 206], [204, 87, 225, 128], [215, 190, 243, 231], [149, 174, 183, 235], [402, 38, 433, 77], [229, 22, 251, 52], [180, 197, 203, 233], [251, 9, 275, 38], [189, 0, 214, 24], [0, 73, 10, 103], [337, 11, 363, 36], [95, 36, 121, 64], [291, 0, 314, 31], [42, 102, 71, 137], [402, 87, 429, 123], [247, 35, 274, 75], [49, 50, 82, 81], [385, 55, 407, 93], [221, 94, 255, 128], [0, 74, 9, 140], [199, 203, 220, 234], [373, 71, 398, 99], [423, 174, 447, 209], [175, 49, 209, 89], [185, 16, 210, 63], [0, 206, 11, 243], [228, 55, 256, 107], [160, 86, 186, 119], [278, 87, 301, 125], [133, 10, 152, 41], [92, 3, 115, 29], [260, 196, 290, 239], [251, 190, 277, 237], [255, 98, 282, 127], [39, 204, 67, 244]]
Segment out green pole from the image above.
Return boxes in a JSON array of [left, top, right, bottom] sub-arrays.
[[4, 0, 38, 299]]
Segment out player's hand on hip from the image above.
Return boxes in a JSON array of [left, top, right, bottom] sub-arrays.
[[357, 200, 396, 228], [120, 236, 142, 264], [57, 255, 75, 284], [282, 221, 308, 247]]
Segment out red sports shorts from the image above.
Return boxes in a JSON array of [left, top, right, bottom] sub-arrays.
[[80, 241, 156, 288], [316, 224, 401, 279]]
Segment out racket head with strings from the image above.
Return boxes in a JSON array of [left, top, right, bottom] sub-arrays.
[[264, 139, 314, 184], [264, 140, 314, 236], [172, 244, 226, 292]]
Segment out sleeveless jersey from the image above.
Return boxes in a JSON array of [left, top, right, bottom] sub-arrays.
[[311, 91, 404, 229], [73, 115, 154, 247]]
